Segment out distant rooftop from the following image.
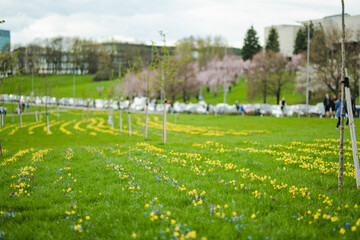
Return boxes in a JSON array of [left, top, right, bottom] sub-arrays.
[[323, 13, 350, 19]]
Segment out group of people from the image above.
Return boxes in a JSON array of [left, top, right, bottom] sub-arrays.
[[324, 93, 356, 129], [323, 93, 337, 118]]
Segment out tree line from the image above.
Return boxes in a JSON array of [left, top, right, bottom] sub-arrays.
[[1, 23, 359, 104]]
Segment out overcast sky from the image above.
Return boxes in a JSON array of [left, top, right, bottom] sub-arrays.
[[1, 0, 360, 48]]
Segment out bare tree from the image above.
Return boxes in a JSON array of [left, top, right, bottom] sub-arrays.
[[247, 51, 301, 104], [155, 32, 187, 144]]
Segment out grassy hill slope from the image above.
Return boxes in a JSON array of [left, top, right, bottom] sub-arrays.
[[4, 74, 308, 104]]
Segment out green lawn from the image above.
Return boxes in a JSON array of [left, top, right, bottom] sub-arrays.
[[1, 109, 360, 239], [2, 74, 118, 99], [3, 75, 308, 105], [188, 79, 304, 105]]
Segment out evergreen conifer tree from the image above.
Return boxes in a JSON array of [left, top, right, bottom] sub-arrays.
[[242, 26, 262, 60], [265, 27, 280, 52], [293, 22, 315, 54]]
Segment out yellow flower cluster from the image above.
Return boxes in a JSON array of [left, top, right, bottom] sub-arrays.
[[62, 148, 74, 161], [59, 120, 76, 135], [10, 149, 51, 198], [136, 115, 267, 137], [0, 148, 35, 166]]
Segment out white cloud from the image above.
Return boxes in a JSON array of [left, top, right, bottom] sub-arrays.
[[2, 0, 360, 48]]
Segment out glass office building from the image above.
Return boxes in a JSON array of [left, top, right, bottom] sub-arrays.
[[0, 30, 10, 52]]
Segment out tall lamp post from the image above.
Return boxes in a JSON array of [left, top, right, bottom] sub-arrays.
[[296, 21, 310, 111], [306, 22, 310, 111]]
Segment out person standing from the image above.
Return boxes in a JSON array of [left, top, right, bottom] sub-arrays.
[[235, 100, 240, 113], [280, 97, 286, 114], [240, 105, 246, 116], [331, 95, 336, 118], [335, 96, 347, 129], [323, 93, 331, 117], [170, 101, 174, 114]]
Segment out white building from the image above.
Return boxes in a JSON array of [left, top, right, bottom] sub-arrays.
[[264, 25, 300, 57], [265, 14, 360, 57]]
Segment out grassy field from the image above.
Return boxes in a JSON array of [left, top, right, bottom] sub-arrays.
[[3, 75, 307, 105], [1, 109, 360, 239], [3, 75, 116, 100]]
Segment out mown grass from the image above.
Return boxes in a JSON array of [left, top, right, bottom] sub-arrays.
[[3, 75, 308, 104], [1, 109, 360, 239]]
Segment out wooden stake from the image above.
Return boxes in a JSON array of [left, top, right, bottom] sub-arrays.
[[344, 69, 360, 188], [128, 112, 131, 136]]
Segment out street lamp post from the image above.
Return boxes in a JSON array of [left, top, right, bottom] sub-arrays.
[[31, 62, 34, 97], [296, 21, 310, 111], [306, 22, 310, 112]]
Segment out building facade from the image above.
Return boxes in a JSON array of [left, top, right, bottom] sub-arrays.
[[264, 25, 300, 57], [264, 14, 360, 57], [0, 29, 10, 52]]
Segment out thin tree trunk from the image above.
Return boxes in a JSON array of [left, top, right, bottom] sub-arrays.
[[144, 101, 148, 139], [35, 104, 38, 122], [163, 98, 167, 144], [111, 108, 114, 129], [2, 98, 4, 126], [19, 103, 22, 129], [87, 105, 89, 123], [93, 101, 96, 114], [264, 80, 267, 103], [46, 112, 49, 133], [57, 104, 59, 120], [39, 107, 41, 121], [0, 134, 2, 157], [119, 109, 122, 133], [82, 107, 85, 121], [46, 101, 49, 133], [338, 0, 345, 190], [128, 111, 131, 136], [11, 102, 14, 122]]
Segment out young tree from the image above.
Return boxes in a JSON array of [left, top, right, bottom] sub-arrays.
[[346, 29, 360, 100], [122, 63, 139, 136], [174, 61, 199, 103], [267, 52, 302, 104], [247, 51, 301, 104], [155, 32, 187, 144], [44, 77, 50, 133], [82, 87, 90, 122], [242, 26, 262, 60], [0, 20, 21, 156], [197, 55, 249, 97], [308, 25, 359, 96], [114, 82, 123, 133], [246, 51, 268, 103], [107, 86, 115, 128], [265, 27, 280, 53], [137, 56, 158, 139]]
